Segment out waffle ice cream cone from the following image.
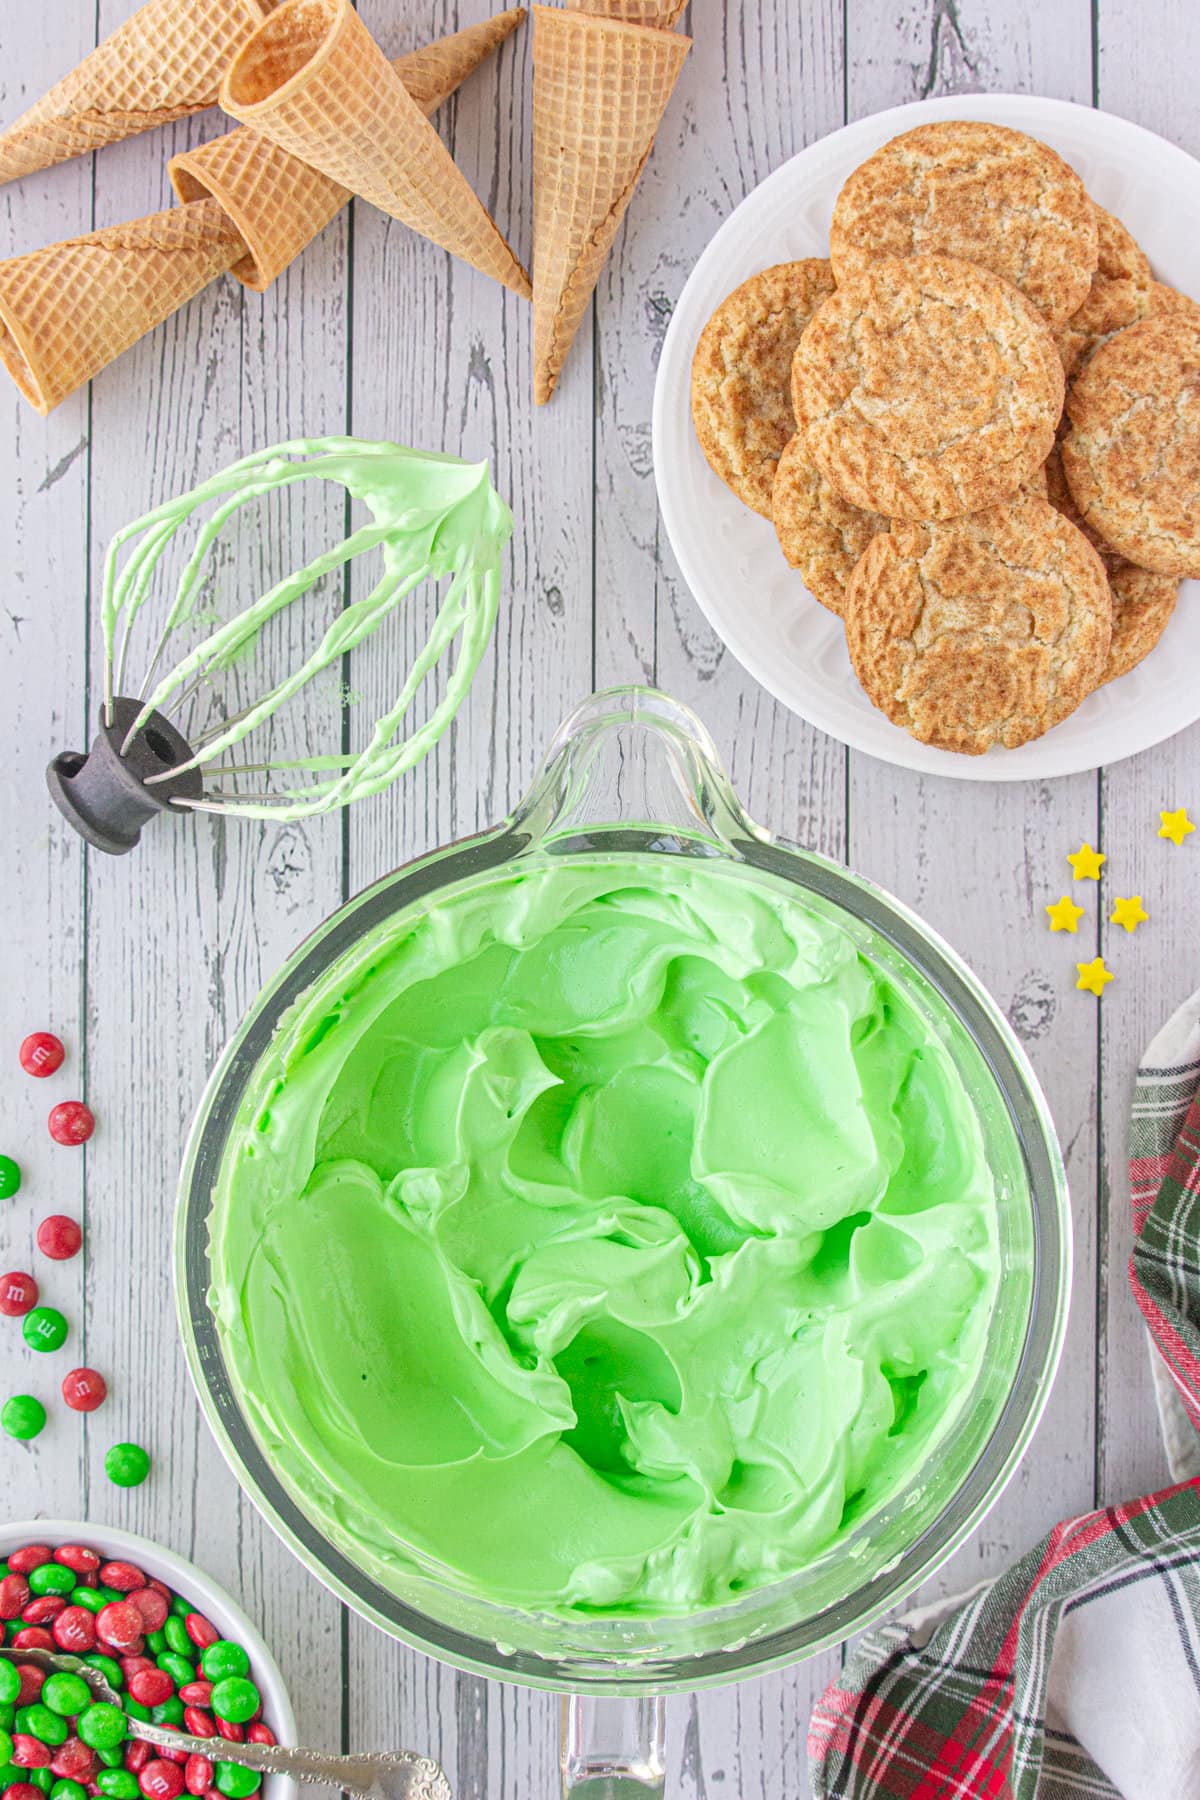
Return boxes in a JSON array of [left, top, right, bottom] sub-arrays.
[[564, 0, 689, 27], [171, 11, 525, 292], [532, 6, 689, 403], [0, 0, 270, 187], [0, 199, 245, 413], [220, 0, 530, 298]]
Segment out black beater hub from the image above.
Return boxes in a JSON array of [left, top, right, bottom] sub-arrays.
[[47, 698, 205, 856]]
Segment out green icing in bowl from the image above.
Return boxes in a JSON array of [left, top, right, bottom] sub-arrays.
[[207, 854, 1001, 1621]]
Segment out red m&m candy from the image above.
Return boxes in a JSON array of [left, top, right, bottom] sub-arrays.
[[98, 1563, 144, 1593], [54, 1544, 101, 1575], [0, 1271, 38, 1317], [37, 1215, 83, 1261], [139, 1760, 185, 1800], [7, 1547, 51, 1575], [0, 1573, 30, 1617], [20, 1033, 65, 1078], [62, 1368, 107, 1413], [48, 1102, 94, 1146], [184, 1758, 212, 1798], [95, 1601, 143, 1653], [52, 1605, 98, 1653]]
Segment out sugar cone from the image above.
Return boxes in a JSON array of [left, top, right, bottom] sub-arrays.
[[564, 0, 689, 27], [532, 7, 689, 403], [0, 0, 270, 187], [220, 0, 531, 299], [397, 9, 527, 114], [0, 199, 244, 413], [171, 11, 525, 292]]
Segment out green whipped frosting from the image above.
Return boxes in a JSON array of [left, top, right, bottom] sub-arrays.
[[208, 854, 1000, 1620]]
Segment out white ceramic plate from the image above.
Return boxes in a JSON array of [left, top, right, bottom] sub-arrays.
[[0, 1521, 298, 1800], [652, 95, 1200, 780]]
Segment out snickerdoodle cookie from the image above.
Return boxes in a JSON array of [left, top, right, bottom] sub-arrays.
[[769, 434, 885, 614], [791, 256, 1064, 521], [1061, 314, 1200, 576], [843, 494, 1112, 754], [1044, 443, 1179, 681], [1103, 562, 1178, 682], [1055, 275, 1200, 381], [691, 260, 836, 517], [828, 121, 1097, 327]]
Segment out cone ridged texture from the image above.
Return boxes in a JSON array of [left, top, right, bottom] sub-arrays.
[[0, 0, 269, 186], [220, 0, 530, 298], [171, 10, 525, 291], [0, 200, 244, 413], [564, 0, 688, 27], [532, 6, 689, 403]]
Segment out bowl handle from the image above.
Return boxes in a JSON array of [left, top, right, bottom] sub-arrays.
[[560, 1694, 666, 1797], [510, 685, 765, 855]]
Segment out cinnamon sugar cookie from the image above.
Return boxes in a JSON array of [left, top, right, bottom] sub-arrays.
[[791, 256, 1064, 521], [1061, 314, 1200, 577], [1045, 443, 1179, 681], [691, 260, 836, 517], [1093, 206, 1152, 286], [1103, 562, 1178, 682], [1056, 275, 1200, 381], [843, 494, 1111, 755], [829, 122, 1097, 327], [769, 434, 885, 614]]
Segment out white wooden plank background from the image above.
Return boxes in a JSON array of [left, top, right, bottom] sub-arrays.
[[3, 1, 1199, 1794]]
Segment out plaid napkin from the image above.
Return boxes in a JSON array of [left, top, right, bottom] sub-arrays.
[[808, 987, 1200, 1800]]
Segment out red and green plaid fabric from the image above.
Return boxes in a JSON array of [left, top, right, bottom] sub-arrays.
[[808, 989, 1200, 1800]]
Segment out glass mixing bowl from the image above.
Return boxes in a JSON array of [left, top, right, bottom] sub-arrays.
[[175, 686, 1070, 1794]]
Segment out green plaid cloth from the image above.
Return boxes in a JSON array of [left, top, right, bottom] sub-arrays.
[[809, 989, 1200, 1800]]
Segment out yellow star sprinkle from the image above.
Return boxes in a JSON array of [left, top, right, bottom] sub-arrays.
[[1076, 956, 1114, 997], [1067, 842, 1106, 880], [1110, 895, 1148, 933], [1158, 808, 1195, 847], [1046, 895, 1085, 933]]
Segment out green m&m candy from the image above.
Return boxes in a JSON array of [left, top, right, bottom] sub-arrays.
[[104, 1443, 150, 1488], [41, 1674, 91, 1719], [210, 1678, 259, 1725], [82, 1656, 123, 1690], [28, 1565, 74, 1598], [200, 1642, 249, 1683], [75, 1704, 127, 1751], [150, 1700, 183, 1727], [23, 1309, 67, 1353], [30, 1772, 54, 1795], [51, 1781, 89, 1800], [0, 1157, 21, 1200], [0, 1729, 11, 1769], [214, 1766, 261, 1799], [0, 1666, 19, 1705], [15, 1705, 67, 1747], [156, 1654, 194, 1689], [2, 1396, 46, 1440], [162, 1617, 193, 1657], [95, 1773, 139, 1800]]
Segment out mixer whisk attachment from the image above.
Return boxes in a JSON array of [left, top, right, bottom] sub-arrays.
[[47, 437, 510, 853]]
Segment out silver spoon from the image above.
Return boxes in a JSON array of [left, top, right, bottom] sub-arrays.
[[0, 1645, 450, 1800]]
